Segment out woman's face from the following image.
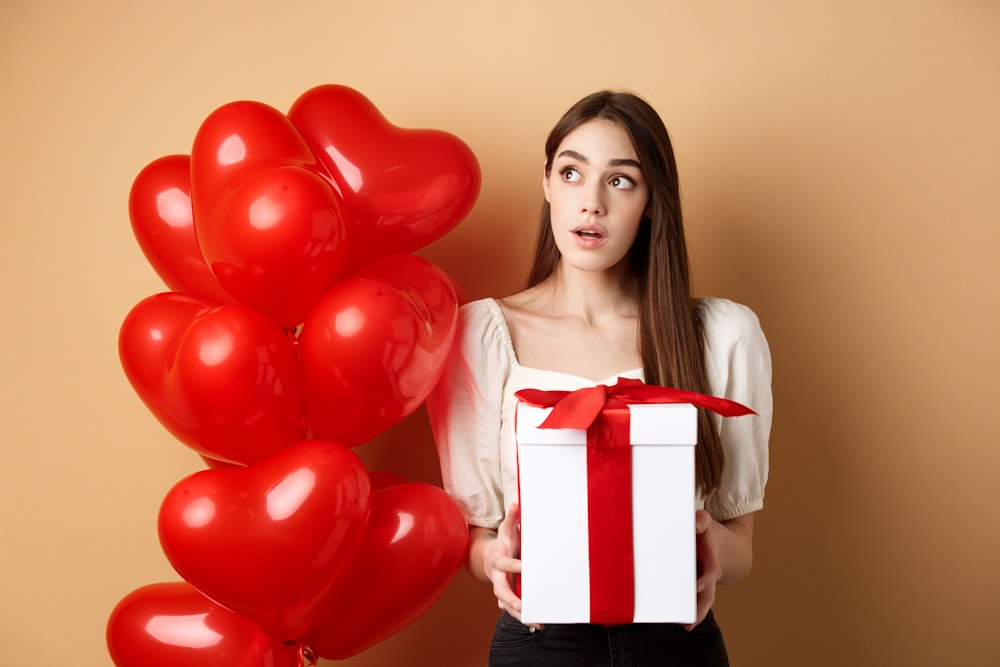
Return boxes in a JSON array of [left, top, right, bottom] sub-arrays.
[[543, 118, 650, 276]]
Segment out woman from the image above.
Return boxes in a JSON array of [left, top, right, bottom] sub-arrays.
[[427, 90, 772, 666]]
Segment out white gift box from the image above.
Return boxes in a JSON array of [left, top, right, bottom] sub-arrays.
[[516, 401, 698, 625]]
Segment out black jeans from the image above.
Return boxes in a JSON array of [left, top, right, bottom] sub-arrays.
[[488, 610, 729, 667]]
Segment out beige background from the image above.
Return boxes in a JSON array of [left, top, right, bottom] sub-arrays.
[[2, 1, 998, 665]]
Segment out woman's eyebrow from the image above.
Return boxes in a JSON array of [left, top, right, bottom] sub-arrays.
[[609, 158, 641, 169], [557, 150, 640, 170], [557, 149, 589, 162]]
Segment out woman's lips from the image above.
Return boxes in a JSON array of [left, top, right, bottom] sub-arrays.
[[570, 225, 607, 247]]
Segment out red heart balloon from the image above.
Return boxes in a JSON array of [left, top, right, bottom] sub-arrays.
[[306, 483, 468, 659], [128, 155, 236, 305], [190, 100, 320, 223], [107, 581, 302, 667], [288, 84, 481, 273], [119, 293, 305, 465], [158, 440, 372, 642], [119, 292, 215, 443], [299, 254, 459, 446], [190, 101, 346, 327]]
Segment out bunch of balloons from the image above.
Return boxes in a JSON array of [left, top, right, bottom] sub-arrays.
[[106, 85, 478, 666]]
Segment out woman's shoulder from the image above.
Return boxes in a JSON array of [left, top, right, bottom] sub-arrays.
[[457, 298, 517, 360], [459, 297, 500, 320], [697, 297, 768, 352], [698, 297, 763, 331], [493, 283, 550, 314], [482, 284, 554, 335]]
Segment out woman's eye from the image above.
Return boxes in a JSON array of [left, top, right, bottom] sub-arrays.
[[610, 175, 636, 190], [560, 168, 582, 182]]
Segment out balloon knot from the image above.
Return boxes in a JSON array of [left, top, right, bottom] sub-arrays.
[[283, 326, 302, 350]]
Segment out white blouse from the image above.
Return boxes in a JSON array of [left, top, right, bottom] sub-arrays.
[[426, 297, 772, 528]]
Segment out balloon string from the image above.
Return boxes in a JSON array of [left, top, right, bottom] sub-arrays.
[[303, 646, 319, 666]]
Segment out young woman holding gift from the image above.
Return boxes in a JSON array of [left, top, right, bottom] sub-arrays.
[[427, 90, 772, 666]]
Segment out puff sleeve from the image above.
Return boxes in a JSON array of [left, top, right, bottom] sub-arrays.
[[700, 298, 773, 521], [425, 300, 513, 529]]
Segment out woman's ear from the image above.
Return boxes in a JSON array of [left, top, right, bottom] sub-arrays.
[[542, 164, 551, 203]]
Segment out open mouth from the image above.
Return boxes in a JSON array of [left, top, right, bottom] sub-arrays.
[[573, 227, 605, 240]]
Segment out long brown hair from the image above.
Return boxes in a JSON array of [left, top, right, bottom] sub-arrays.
[[527, 90, 724, 495]]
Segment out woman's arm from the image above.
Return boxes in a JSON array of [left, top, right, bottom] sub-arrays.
[[689, 509, 755, 629]]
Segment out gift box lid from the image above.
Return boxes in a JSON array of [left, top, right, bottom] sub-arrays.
[[516, 402, 698, 446]]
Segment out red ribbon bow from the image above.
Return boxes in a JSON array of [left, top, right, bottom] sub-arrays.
[[515, 376, 755, 429], [515, 377, 754, 625]]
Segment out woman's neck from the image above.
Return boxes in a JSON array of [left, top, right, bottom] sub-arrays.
[[533, 262, 638, 324], [501, 261, 643, 379]]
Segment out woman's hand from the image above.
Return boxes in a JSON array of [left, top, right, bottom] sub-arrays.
[[469, 503, 525, 620], [485, 503, 524, 618], [687, 509, 723, 630], [686, 509, 755, 630]]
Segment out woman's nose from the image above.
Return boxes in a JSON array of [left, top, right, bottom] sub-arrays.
[[581, 185, 605, 215]]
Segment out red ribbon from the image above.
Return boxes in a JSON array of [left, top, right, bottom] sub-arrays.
[[515, 377, 754, 625]]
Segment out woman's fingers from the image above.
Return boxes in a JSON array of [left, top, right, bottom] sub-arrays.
[[486, 511, 525, 616], [491, 559, 523, 616], [687, 509, 723, 630], [694, 508, 712, 534]]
